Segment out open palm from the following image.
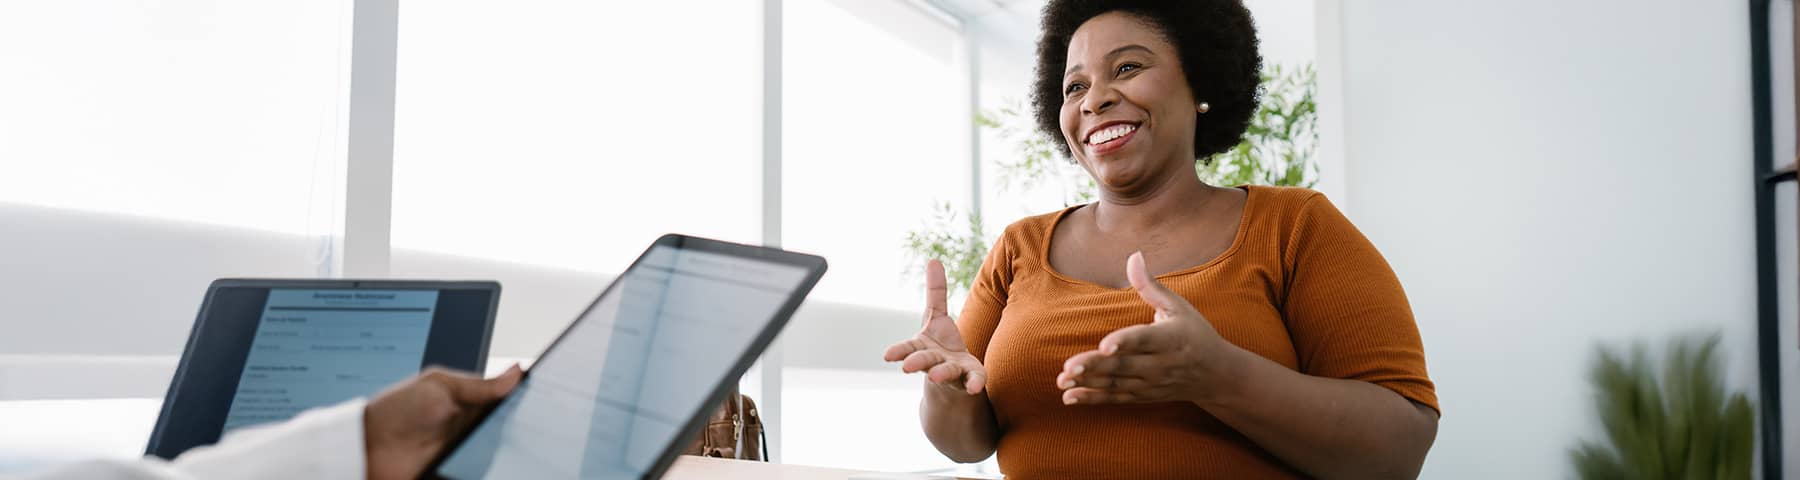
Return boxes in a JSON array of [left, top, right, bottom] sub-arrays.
[[883, 259, 987, 395]]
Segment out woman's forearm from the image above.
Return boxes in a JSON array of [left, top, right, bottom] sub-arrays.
[[1199, 346, 1438, 480], [919, 382, 1001, 463]]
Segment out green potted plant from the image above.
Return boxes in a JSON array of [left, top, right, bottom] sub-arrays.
[[1568, 332, 1754, 479]]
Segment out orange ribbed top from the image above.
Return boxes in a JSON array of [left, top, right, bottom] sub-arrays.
[[958, 185, 1437, 479]]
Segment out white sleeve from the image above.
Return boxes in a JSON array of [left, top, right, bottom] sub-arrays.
[[6, 398, 368, 480], [174, 397, 368, 479]]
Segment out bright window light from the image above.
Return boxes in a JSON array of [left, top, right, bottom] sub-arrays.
[[781, 0, 970, 313], [391, 0, 762, 274], [780, 0, 973, 473], [0, 1, 351, 235]]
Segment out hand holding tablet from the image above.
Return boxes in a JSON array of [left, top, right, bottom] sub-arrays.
[[429, 235, 826, 480]]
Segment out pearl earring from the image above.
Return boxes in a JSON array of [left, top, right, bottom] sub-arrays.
[[1198, 102, 1211, 114]]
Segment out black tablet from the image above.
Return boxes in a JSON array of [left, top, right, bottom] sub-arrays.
[[428, 234, 826, 480], [145, 279, 501, 459]]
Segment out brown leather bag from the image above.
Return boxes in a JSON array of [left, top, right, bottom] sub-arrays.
[[681, 387, 767, 461]]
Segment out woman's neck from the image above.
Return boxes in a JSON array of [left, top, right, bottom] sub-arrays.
[[1091, 165, 1217, 235]]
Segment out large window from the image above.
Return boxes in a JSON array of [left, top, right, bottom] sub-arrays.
[[782, 0, 970, 312], [390, 1, 764, 356], [392, 0, 762, 274], [0, 1, 350, 359], [4, 0, 1001, 474], [0, 5, 352, 467], [0, 2, 349, 235], [779, 0, 974, 472]]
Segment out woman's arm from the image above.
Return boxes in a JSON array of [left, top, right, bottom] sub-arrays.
[[1215, 193, 1437, 478], [918, 378, 1001, 462], [1058, 251, 1437, 479], [884, 259, 1006, 463], [1202, 343, 1438, 479]]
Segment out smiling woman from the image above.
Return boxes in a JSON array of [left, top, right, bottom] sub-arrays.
[[881, 1, 1441, 479], [1034, 0, 1261, 170]]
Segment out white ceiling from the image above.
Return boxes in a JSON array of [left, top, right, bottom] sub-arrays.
[[928, 0, 1317, 68], [923, 0, 1045, 48], [925, 0, 1041, 19]]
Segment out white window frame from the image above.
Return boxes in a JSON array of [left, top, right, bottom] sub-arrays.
[[331, 0, 980, 459]]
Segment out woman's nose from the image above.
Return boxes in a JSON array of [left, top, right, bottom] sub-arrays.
[[1081, 84, 1120, 115]]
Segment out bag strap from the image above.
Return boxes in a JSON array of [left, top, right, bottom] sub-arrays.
[[729, 386, 745, 460]]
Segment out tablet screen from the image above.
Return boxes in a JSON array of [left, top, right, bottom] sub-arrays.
[[435, 245, 811, 479], [221, 288, 439, 430]]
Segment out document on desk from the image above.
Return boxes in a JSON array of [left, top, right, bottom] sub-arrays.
[[220, 288, 437, 430]]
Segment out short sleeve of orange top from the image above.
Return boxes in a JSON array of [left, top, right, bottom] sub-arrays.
[[957, 185, 1436, 479]]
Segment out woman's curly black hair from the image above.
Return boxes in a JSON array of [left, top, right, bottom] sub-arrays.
[[1032, 0, 1262, 163]]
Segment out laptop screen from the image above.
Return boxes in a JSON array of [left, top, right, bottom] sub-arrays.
[[221, 288, 440, 430], [435, 245, 812, 479], [145, 280, 497, 460]]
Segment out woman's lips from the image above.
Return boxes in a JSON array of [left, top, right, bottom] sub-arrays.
[[1087, 126, 1138, 156]]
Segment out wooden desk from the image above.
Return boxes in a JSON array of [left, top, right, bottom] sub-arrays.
[[664, 456, 982, 480]]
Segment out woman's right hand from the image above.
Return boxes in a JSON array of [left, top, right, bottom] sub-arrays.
[[884, 259, 987, 395]]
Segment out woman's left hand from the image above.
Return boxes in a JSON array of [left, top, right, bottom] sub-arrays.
[[1056, 251, 1247, 406]]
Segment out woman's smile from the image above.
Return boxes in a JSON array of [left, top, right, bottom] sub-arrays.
[[1085, 120, 1141, 156]]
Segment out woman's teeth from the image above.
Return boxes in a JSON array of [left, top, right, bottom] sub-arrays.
[[1087, 124, 1137, 145]]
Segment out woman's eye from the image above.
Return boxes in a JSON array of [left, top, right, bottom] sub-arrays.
[[1117, 63, 1141, 75], [1065, 83, 1086, 95]]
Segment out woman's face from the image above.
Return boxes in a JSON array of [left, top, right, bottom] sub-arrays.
[[1058, 12, 1200, 193]]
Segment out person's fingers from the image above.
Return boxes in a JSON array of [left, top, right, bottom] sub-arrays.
[[1062, 385, 1182, 405], [926, 361, 965, 385], [964, 368, 987, 395], [1061, 350, 1112, 377], [923, 259, 949, 322], [1125, 251, 1195, 319], [1060, 351, 1156, 383], [1061, 387, 1143, 405], [425, 367, 510, 406], [1058, 373, 1154, 391], [901, 349, 948, 374], [925, 359, 986, 395], [488, 364, 524, 398], [1097, 323, 1175, 355], [883, 337, 927, 362], [417, 366, 458, 393]]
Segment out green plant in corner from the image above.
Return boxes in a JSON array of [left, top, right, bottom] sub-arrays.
[[1569, 332, 1755, 480], [905, 63, 1318, 297]]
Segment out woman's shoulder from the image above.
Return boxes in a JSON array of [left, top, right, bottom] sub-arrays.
[[1244, 185, 1341, 226], [1240, 185, 1359, 246], [993, 205, 1081, 256], [1244, 185, 1328, 212], [1006, 206, 1073, 233]]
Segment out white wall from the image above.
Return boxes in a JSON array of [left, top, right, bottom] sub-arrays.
[[1334, 1, 1761, 477]]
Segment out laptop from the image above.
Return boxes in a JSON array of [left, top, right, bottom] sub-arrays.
[[147, 279, 500, 459], [428, 234, 827, 479]]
